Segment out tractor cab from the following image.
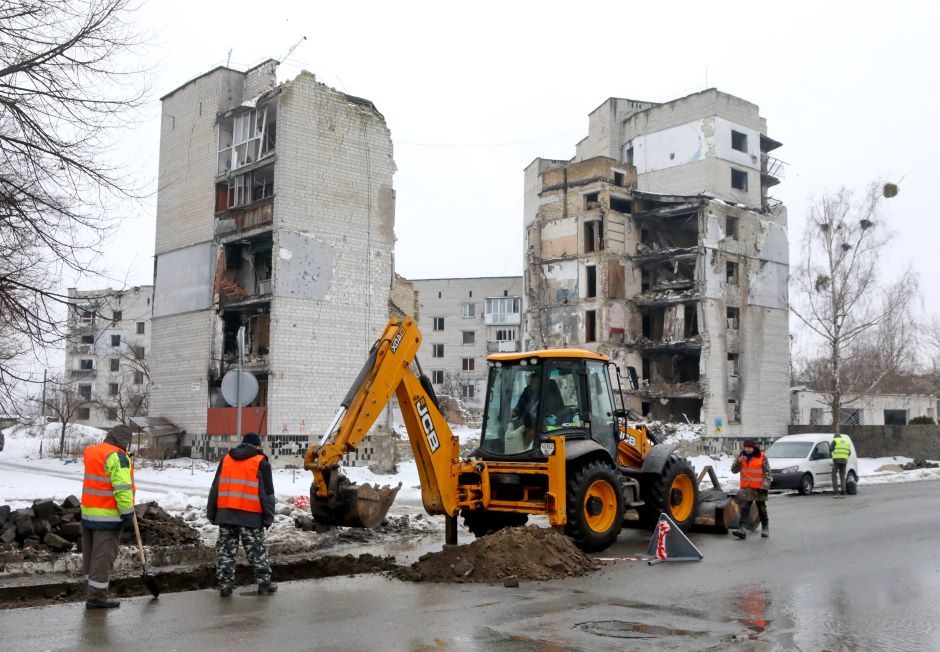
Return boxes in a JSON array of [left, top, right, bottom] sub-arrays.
[[479, 349, 620, 461]]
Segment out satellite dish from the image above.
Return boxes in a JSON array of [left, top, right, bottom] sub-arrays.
[[221, 369, 258, 407]]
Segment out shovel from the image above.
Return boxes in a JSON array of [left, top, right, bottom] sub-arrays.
[[131, 511, 160, 598]]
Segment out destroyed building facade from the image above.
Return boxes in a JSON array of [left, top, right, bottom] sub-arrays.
[[523, 90, 789, 438], [410, 276, 523, 418], [64, 286, 153, 427], [149, 61, 397, 464]]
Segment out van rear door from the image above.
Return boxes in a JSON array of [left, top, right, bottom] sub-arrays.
[[809, 441, 832, 488]]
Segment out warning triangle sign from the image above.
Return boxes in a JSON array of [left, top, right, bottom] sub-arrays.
[[644, 513, 703, 565]]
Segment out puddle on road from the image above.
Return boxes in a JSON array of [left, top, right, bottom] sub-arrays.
[[574, 619, 703, 639]]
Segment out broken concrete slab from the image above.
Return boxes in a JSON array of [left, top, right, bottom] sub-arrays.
[[43, 533, 73, 553], [61, 496, 81, 510], [0, 505, 10, 524], [1, 524, 16, 544], [32, 500, 58, 520], [33, 519, 51, 540], [12, 508, 35, 521], [15, 519, 35, 541], [58, 522, 82, 542]]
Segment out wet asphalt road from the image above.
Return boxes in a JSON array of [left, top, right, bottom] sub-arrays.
[[2, 480, 939, 651]]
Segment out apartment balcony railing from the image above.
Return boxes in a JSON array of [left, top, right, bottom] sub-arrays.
[[215, 197, 274, 237], [487, 340, 520, 353], [70, 369, 95, 379], [484, 312, 521, 326], [760, 153, 787, 181]]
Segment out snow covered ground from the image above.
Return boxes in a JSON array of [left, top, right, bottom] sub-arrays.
[[2, 423, 938, 518]]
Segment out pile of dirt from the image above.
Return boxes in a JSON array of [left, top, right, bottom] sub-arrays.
[[900, 459, 940, 471], [0, 497, 203, 555], [395, 525, 599, 584]]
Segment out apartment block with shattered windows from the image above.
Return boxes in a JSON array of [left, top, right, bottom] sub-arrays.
[[149, 60, 397, 466], [523, 89, 789, 439]]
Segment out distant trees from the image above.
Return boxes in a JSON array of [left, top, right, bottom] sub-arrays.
[[95, 351, 150, 426], [790, 182, 916, 430], [0, 0, 147, 412], [40, 379, 92, 458]]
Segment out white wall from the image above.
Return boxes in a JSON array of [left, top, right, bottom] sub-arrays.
[[627, 119, 707, 175]]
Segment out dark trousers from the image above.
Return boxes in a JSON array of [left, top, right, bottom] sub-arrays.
[[832, 461, 848, 494], [737, 499, 769, 528], [81, 527, 121, 598]]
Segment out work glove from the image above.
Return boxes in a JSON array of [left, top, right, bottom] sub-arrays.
[[121, 513, 135, 531]]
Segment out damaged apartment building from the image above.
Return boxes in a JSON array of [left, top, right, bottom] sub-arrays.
[[523, 89, 789, 439], [149, 60, 397, 466]]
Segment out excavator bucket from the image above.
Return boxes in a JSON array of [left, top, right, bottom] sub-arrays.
[[311, 477, 402, 529]]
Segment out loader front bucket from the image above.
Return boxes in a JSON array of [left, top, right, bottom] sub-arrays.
[[311, 477, 402, 528]]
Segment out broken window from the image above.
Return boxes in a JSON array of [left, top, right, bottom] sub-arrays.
[[585, 265, 597, 298], [584, 192, 600, 210], [431, 370, 444, 384], [77, 307, 94, 325], [462, 331, 475, 345], [462, 358, 475, 371], [81, 335, 94, 344], [727, 307, 740, 330], [585, 310, 597, 343], [462, 384, 475, 400], [728, 353, 739, 376], [613, 171, 624, 187], [432, 344, 444, 358], [625, 145, 634, 166], [728, 399, 740, 424], [731, 130, 748, 153], [110, 358, 120, 372], [641, 358, 651, 383], [609, 195, 631, 213], [731, 169, 749, 192], [134, 371, 144, 385], [77, 407, 90, 420], [136, 322, 145, 335], [79, 384, 92, 400], [726, 215, 738, 240], [225, 165, 274, 209], [109, 383, 119, 396], [135, 346, 145, 360], [495, 328, 516, 341], [432, 317, 445, 331], [726, 262, 739, 285], [217, 105, 276, 175], [641, 270, 652, 293], [110, 334, 121, 347], [112, 310, 122, 322], [80, 359, 93, 370], [463, 303, 476, 318], [107, 408, 118, 421], [584, 220, 603, 252]]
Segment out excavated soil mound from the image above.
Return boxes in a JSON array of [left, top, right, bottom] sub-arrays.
[[395, 525, 600, 584], [122, 502, 203, 547]]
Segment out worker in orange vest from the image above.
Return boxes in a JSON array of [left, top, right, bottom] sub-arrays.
[[207, 432, 276, 596], [731, 439, 772, 540], [81, 425, 136, 609]]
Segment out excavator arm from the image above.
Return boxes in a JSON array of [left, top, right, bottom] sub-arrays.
[[303, 316, 460, 528]]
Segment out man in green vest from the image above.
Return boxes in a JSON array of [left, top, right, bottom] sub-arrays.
[[830, 433, 852, 498]]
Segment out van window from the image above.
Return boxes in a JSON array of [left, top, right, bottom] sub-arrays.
[[766, 441, 813, 458], [811, 442, 831, 460]]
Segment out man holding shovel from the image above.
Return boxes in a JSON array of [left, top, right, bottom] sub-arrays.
[[80, 425, 136, 609]]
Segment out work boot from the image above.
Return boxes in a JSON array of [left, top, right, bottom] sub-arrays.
[[85, 597, 120, 609], [219, 585, 233, 597], [732, 529, 747, 540], [761, 524, 769, 538], [258, 582, 278, 594]]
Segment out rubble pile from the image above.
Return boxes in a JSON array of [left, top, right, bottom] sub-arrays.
[[395, 525, 600, 584], [900, 459, 940, 471], [0, 497, 203, 555]]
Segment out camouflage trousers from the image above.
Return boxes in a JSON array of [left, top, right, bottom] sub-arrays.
[[216, 525, 272, 588]]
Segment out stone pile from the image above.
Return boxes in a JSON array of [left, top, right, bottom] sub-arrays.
[[0, 496, 83, 553]]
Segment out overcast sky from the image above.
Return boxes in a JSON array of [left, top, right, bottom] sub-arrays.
[[89, 0, 940, 320]]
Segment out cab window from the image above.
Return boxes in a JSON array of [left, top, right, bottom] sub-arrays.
[[811, 442, 831, 460], [544, 360, 588, 431], [586, 361, 617, 457]]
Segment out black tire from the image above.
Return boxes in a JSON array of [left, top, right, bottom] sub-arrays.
[[565, 459, 624, 552], [846, 472, 858, 495], [462, 510, 528, 538], [639, 456, 699, 531], [798, 473, 814, 495]]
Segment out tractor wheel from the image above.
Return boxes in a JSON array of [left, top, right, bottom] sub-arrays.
[[846, 471, 858, 495], [564, 459, 624, 552], [462, 510, 528, 538], [639, 455, 699, 531]]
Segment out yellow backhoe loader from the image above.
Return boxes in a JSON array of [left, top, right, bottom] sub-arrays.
[[305, 316, 736, 552]]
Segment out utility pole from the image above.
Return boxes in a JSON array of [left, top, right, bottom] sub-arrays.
[[236, 326, 245, 438]]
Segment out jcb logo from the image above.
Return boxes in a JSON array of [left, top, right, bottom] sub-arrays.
[[390, 330, 404, 354], [416, 398, 440, 453]]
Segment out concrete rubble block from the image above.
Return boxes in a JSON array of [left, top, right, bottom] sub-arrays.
[[503, 575, 520, 588], [32, 499, 58, 520], [57, 522, 83, 542], [134, 503, 151, 518], [43, 532, 73, 553], [1, 523, 16, 544], [293, 513, 314, 531], [32, 519, 51, 539], [15, 519, 35, 541], [59, 511, 76, 523], [12, 508, 35, 522], [61, 495, 81, 510], [0, 505, 10, 524], [47, 514, 62, 527], [276, 504, 293, 516]]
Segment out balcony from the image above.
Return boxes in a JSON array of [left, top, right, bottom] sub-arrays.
[[487, 340, 520, 353], [215, 197, 274, 237], [70, 369, 95, 379], [484, 312, 521, 326], [760, 153, 787, 187], [629, 380, 703, 399]]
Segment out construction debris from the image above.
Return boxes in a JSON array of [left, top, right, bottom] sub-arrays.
[[395, 526, 600, 584]]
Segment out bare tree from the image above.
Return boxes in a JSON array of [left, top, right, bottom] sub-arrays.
[[0, 0, 147, 409], [40, 379, 92, 458], [96, 349, 149, 425], [790, 182, 915, 431]]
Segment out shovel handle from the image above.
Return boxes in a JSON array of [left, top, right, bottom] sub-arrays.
[[131, 511, 147, 567]]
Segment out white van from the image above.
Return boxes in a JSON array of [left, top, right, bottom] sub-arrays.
[[766, 433, 859, 495]]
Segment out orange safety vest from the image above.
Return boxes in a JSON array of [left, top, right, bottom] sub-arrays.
[[217, 453, 264, 513], [82, 442, 136, 511], [739, 452, 765, 490]]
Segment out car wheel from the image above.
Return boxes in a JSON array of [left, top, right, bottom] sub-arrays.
[[846, 471, 858, 495], [798, 473, 814, 495]]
